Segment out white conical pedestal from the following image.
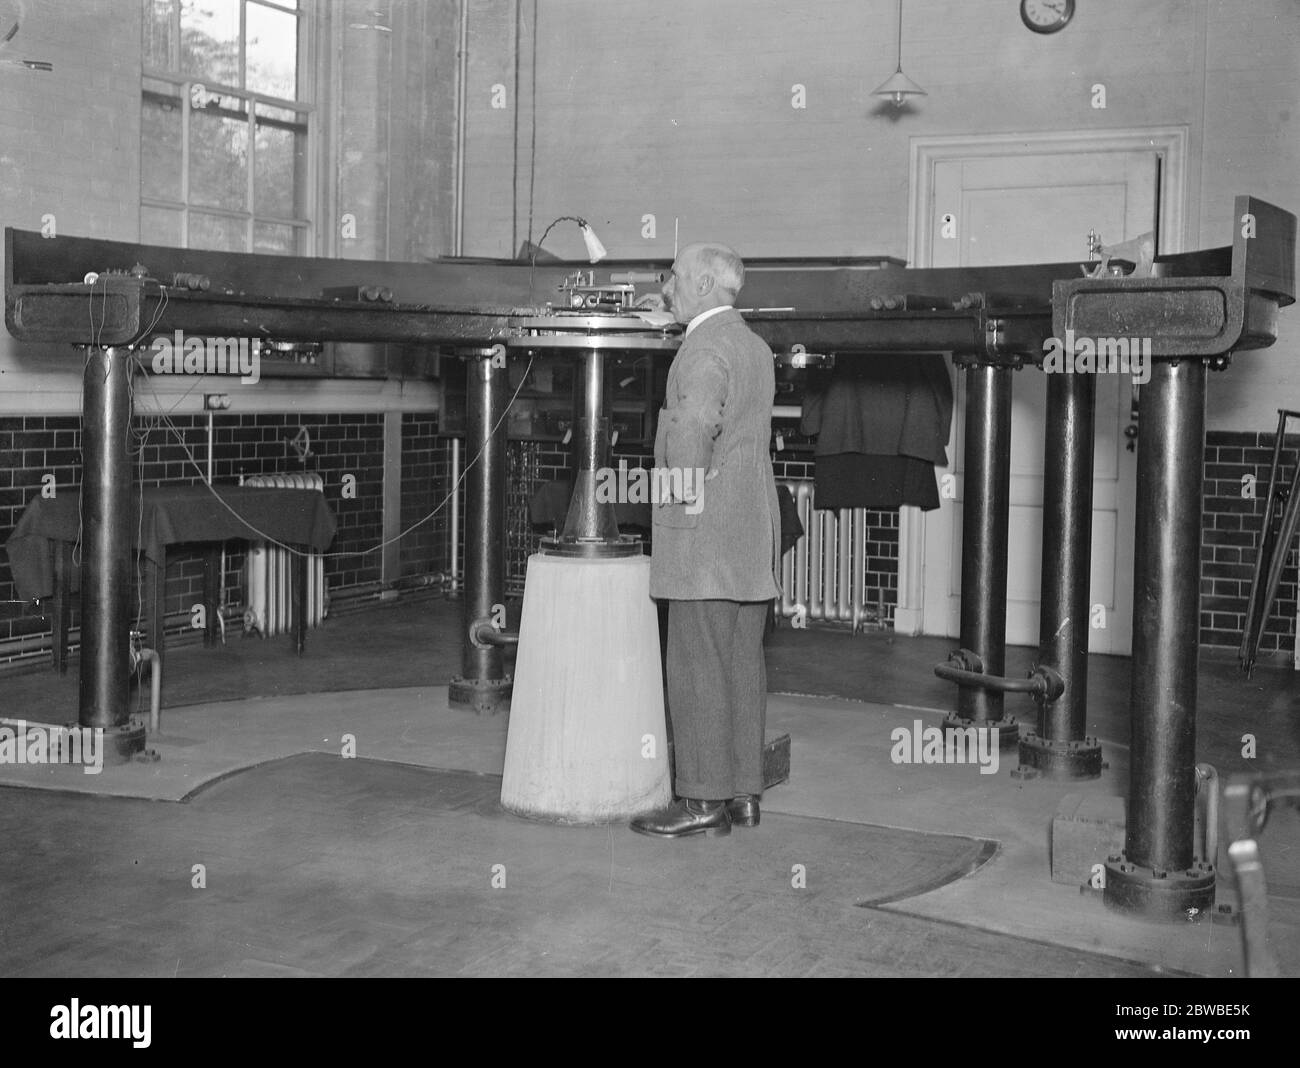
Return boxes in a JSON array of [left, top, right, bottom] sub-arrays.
[[501, 553, 671, 823]]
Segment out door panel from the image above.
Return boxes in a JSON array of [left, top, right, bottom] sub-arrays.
[[920, 148, 1158, 655]]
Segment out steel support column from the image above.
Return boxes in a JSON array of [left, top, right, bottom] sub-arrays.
[[1104, 357, 1215, 918], [1019, 370, 1103, 778], [544, 348, 639, 557], [947, 362, 1018, 747], [449, 347, 513, 713], [78, 346, 145, 760]]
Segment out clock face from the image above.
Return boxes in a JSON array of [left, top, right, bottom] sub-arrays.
[[1021, 0, 1075, 33]]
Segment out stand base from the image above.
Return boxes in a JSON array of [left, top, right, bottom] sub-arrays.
[[1103, 853, 1216, 921], [501, 553, 671, 823], [1015, 732, 1104, 780], [448, 674, 513, 714], [942, 712, 1019, 750], [539, 535, 643, 558]]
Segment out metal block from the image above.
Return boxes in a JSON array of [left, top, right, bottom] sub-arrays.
[[1051, 792, 1125, 886], [763, 730, 791, 790]]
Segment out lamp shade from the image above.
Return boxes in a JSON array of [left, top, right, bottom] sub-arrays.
[[580, 223, 608, 263], [872, 68, 927, 105]]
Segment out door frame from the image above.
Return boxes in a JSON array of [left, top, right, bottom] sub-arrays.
[[891, 126, 1189, 637]]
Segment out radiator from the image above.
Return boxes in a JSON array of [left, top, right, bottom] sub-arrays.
[[242, 472, 328, 637], [777, 479, 881, 633]]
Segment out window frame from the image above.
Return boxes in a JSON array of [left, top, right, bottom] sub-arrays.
[[140, 0, 317, 255]]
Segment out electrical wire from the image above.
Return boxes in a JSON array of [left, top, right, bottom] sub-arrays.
[[74, 280, 537, 609], [130, 352, 536, 560]]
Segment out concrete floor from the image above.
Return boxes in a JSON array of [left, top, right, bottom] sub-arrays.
[[0, 593, 1296, 977]]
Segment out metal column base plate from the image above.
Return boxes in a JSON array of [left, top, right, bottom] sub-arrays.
[[448, 675, 514, 714], [539, 535, 643, 558], [102, 721, 147, 765], [941, 712, 1019, 750], [1015, 732, 1104, 780], [1103, 854, 1216, 921]]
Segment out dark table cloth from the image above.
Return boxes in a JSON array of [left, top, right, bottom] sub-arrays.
[[5, 485, 337, 602]]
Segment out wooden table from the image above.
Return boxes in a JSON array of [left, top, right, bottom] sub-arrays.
[[5, 484, 336, 672]]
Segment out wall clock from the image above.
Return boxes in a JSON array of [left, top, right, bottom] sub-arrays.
[[1021, 0, 1075, 34]]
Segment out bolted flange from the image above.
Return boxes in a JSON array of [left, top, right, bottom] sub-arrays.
[[941, 711, 1019, 750], [1102, 853, 1216, 922], [1016, 731, 1104, 780], [449, 674, 513, 715]]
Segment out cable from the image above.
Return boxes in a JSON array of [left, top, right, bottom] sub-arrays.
[[131, 352, 536, 560], [528, 214, 586, 305]]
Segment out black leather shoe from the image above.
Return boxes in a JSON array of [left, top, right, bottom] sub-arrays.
[[727, 794, 760, 827], [630, 798, 731, 838]]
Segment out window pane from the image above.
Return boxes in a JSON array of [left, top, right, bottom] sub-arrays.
[[181, 0, 239, 88], [143, 0, 179, 71], [189, 94, 248, 210], [141, 83, 184, 201], [189, 212, 247, 251], [141, 206, 184, 247], [253, 221, 302, 255], [246, 3, 299, 100], [254, 104, 306, 218]]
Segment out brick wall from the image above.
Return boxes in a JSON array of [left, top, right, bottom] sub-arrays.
[[399, 413, 466, 581], [1202, 429, 1299, 653], [0, 411, 388, 658], [8, 417, 1294, 659]]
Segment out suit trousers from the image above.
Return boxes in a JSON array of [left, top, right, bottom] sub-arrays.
[[665, 599, 769, 800]]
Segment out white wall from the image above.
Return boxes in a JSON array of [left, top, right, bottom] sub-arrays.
[[461, 0, 1300, 430]]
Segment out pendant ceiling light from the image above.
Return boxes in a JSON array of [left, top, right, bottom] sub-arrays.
[[872, 0, 926, 107]]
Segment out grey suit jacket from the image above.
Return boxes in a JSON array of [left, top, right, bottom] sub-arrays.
[[649, 308, 781, 602]]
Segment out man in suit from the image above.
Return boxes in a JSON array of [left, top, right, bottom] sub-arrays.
[[630, 243, 782, 839]]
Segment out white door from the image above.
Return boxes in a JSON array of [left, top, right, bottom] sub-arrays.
[[915, 145, 1168, 656]]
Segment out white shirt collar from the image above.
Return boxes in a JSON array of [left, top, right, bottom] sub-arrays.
[[684, 304, 733, 337]]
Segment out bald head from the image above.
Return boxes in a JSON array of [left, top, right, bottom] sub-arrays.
[[662, 242, 745, 325]]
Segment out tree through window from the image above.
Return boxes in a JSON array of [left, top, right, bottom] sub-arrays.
[[141, 0, 313, 254]]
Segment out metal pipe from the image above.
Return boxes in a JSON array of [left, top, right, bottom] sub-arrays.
[[934, 662, 1050, 696], [1195, 762, 1219, 865], [452, 0, 470, 255], [955, 363, 1013, 727], [449, 349, 512, 712], [583, 348, 602, 428], [1018, 369, 1104, 779], [449, 435, 461, 591], [470, 618, 520, 647], [462, 352, 506, 683], [133, 646, 163, 734], [561, 350, 618, 542], [1126, 358, 1206, 874], [78, 347, 133, 730], [1038, 371, 1095, 739]]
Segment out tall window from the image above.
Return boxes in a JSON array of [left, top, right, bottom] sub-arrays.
[[141, 0, 314, 254]]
